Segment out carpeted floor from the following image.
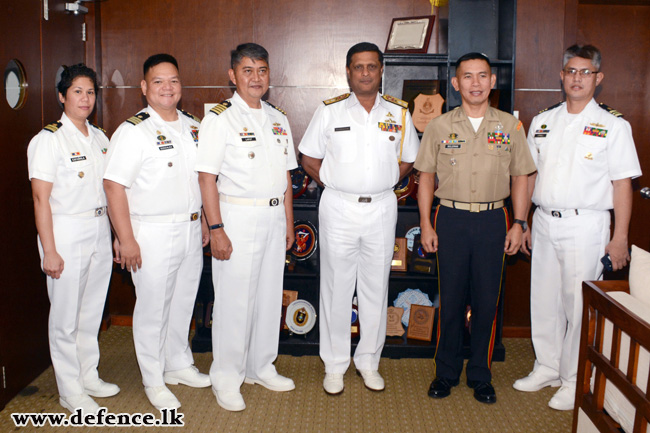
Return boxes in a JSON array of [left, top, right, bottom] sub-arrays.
[[0, 326, 572, 432]]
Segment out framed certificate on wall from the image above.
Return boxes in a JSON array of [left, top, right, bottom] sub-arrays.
[[385, 16, 435, 54]]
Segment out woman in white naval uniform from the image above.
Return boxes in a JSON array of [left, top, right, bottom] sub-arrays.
[[27, 64, 119, 414]]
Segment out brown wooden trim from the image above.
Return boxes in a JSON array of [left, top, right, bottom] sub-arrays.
[[108, 315, 196, 330], [564, 0, 579, 48], [503, 326, 531, 338]]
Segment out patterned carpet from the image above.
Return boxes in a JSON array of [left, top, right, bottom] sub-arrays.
[[0, 326, 573, 432]]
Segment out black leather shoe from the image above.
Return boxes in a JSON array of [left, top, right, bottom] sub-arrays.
[[469, 381, 497, 404], [428, 377, 459, 399]]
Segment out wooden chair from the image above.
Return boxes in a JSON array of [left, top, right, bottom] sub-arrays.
[[573, 280, 650, 433]]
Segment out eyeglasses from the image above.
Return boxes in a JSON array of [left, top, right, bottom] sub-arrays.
[[563, 68, 599, 77]]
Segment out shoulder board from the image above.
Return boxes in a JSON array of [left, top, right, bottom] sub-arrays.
[[180, 109, 200, 123], [382, 94, 408, 109], [209, 101, 232, 116], [90, 123, 106, 133], [598, 103, 623, 118], [43, 121, 63, 133], [126, 112, 150, 126], [538, 102, 563, 114], [323, 93, 350, 106], [265, 101, 286, 115]]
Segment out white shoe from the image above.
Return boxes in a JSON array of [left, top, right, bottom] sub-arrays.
[[144, 386, 181, 410], [59, 394, 100, 414], [84, 379, 120, 398], [323, 373, 344, 395], [244, 375, 295, 392], [548, 385, 576, 411], [164, 365, 211, 388], [513, 370, 561, 392], [212, 387, 245, 412], [356, 370, 385, 391]]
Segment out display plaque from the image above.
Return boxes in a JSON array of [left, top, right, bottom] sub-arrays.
[[386, 306, 405, 337], [410, 237, 436, 275], [292, 220, 318, 261], [281, 290, 299, 330], [285, 300, 317, 335], [385, 16, 435, 53], [291, 166, 311, 199], [394, 173, 417, 203], [406, 304, 435, 341], [391, 238, 408, 272]]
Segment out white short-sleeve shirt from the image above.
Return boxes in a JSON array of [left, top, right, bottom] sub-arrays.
[[27, 112, 109, 215], [195, 91, 298, 198], [104, 106, 202, 216], [298, 92, 420, 195], [528, 99, 642, 210]]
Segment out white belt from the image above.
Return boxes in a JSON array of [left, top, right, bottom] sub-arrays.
[[59, 206, 107, 218], [219, 194, 284, 207], [538, 207, 602, 218], [329, 189, 395, 203], [131, 211, 201, 223], [439, 199, 504, 213]]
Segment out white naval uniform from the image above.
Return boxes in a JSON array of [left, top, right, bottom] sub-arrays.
[[527, 99, 642, 386], [104, 106, 203, 388], [298, 92, 420, 373], [27, 112, 112, 398], [196, 92, 298, 391]]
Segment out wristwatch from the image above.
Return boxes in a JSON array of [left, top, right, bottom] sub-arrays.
[[513, 219, 528, 233]]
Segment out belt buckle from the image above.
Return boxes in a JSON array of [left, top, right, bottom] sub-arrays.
[[358, 196, 372, 203], [95, 207, 105, 217], [190, 212, 199, 221], [269, 198, 280, 207], [551, 210, 562, 218], [469, 203, 481, 213]]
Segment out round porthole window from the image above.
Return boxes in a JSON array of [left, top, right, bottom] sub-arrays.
[[5, 59, 28, 110]]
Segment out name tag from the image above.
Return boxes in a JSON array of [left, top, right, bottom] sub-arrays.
[[334, 126, 351, 132], [444, 144, 462, 149], [241, 137, 257, 142], [70, 156, 87, 162], [158, 145, 174, 151]]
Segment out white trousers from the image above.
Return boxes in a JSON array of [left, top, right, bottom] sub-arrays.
[[131, 219, 202, 387], [530, 208, 610, 386], [210, 202, 286, 391], [40, 214, 112, 397], [318, 188, 397, 373]]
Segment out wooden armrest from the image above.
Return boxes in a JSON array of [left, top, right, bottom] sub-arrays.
[[583, 280, 630, 294]]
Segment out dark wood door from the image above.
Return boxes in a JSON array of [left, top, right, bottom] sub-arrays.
[[0, 0, 85, 410]]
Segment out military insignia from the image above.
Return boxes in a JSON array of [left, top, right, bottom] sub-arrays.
[[239, 132, 254, 136], [78, 172, 84, 178], [585, 152, 593, 160], [71, 152, 80, 156], [487, 131, 510, 146], [90, 123, 106, 133], [495, 123, 504, 132], [285, 300, 317, 335], [378, 122, 402, 133], [590, 122, 605, 128], [382, 94, 408, 108], [180, 109, 200, 123], [538, 102, 563, 114], [450, 158, 457, 166], [209, 101, 232, 116], [386, 112, 394, 119], [273, 122, 281, 127], [126, 112, 150, 125], [541, 124, 547, 129], [157, 134, 166, 141], [598, 103, 623, 118], [272, 126, 288, 135], [243, 127, 248, 132], [450, 133, 458, 139], [101, 148, 107, 154], [248, 151, 255, 159], [292, 220, 318, 261], [583, 126, 607, 138], [323, 93, 350, 105], [43, 121, 63, 133], [265, 101, 287, 115], [488, 145, 494, 150], [190, 127, 199, 143], [156, 132, 172, 146], [516, 121, 522, 131]]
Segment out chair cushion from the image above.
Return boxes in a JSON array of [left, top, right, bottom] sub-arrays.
[[629, 245, 650, 309]]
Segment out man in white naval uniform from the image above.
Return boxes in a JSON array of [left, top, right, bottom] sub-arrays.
[[197, 43, 297, 412], [299, 42, 420, 395], [513, 45, 642, 411], [104, 54, 210, 410]]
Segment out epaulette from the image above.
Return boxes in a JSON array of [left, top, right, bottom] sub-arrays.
[[598, 103, 623, 118], [382, 94, 408, 109], [90, 123, 106, 133], [538, 102, 563, 114], [323, 93, 350, 106], [209, 101, 232, 116], [43, 121, 62, 133], [180, 109, 200, 123], [265, 101, 286, 115], [126, 112, 150, 125]]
